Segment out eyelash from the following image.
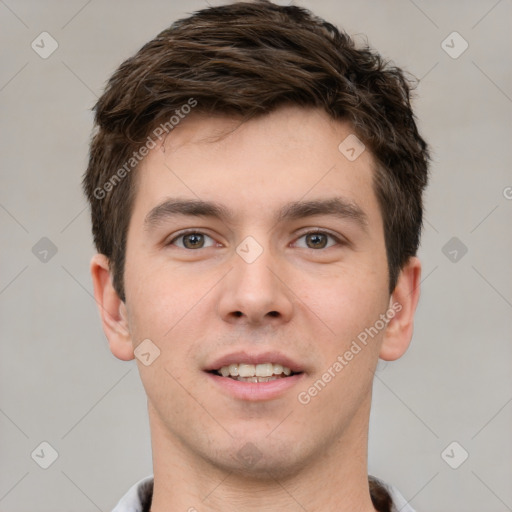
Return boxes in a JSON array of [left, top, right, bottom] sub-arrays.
[[167, 229, 344, 249], [294, 229, 344, 249]]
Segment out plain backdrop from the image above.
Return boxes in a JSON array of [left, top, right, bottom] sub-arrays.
[[1, 1, 511, 511]]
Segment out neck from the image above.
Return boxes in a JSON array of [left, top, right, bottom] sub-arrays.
[[148, 396, 377, 512]]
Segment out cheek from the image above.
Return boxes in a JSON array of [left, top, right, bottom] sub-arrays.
[[307, 264, 388, 342], [124, 255, 226, 362], [124, 256, 188, 340], [298, 278, 387, 413]]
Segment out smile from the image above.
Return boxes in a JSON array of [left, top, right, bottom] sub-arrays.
[[214, 362, 296, 382]]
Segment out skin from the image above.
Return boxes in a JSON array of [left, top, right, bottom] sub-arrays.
[[91, 105, 421, 512]]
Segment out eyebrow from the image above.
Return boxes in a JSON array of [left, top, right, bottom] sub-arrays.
[[144, 197, 369, 233]]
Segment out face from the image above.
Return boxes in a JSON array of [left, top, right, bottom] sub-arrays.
[[119, 105, 395, 476]]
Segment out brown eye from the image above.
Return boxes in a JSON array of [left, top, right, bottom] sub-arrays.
[[169, 232, 216, 249], [294, 230, 341, 250], [182, 233, 205, 249], [305, 232, 328, 249]]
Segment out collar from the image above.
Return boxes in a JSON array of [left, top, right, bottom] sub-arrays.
[[111, 475, 416, 512]]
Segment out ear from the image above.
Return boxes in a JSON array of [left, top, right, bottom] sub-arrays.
[[90, 253, 134, 361], [379, 256, 422, 361]]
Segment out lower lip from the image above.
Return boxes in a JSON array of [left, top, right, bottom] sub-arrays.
[[205, 372, 305, 401]]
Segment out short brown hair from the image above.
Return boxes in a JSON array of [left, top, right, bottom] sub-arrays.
[[83, 0, 430, 303]]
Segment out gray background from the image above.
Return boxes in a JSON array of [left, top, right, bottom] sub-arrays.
[[1, 0, 511, 510]]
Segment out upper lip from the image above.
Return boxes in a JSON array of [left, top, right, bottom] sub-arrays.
[[204, 350, 304, 374]]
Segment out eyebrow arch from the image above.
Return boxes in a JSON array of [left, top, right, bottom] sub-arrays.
[[144, 199, 233, 230], [144, 196, 369, 233], [276, 197, 368, 233]]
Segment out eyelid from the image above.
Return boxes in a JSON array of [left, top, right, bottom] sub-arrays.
[[293, 228, 346, 247], [166, 229, 219, 248], [165, 228, 347, 249]]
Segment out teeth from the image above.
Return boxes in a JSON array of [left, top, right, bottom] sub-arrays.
[[256, 363, 273, 377], [216, 362, 294, 378], [238, 364, 255, 377], [233, 376, 281, 382]]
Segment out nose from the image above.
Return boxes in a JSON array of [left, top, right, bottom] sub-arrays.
[[216, 242, 294, 326]]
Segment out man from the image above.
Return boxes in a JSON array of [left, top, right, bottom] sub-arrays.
[[83, 1, 429, 511]]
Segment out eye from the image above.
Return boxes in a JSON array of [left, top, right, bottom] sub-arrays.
[[294, 230, 341, 249], [169, 231, 217, 249]]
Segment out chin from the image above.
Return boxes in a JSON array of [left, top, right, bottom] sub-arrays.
[[204, 435, 310, 481]]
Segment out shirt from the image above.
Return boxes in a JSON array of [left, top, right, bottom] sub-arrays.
[[112, 475, 416, 512]]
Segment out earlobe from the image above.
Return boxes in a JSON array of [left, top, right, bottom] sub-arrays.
[[379, 256, 422, 361], [90, 254, 135, 361]]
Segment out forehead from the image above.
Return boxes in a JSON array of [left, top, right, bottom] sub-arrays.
[[132, 105, 381, 228]]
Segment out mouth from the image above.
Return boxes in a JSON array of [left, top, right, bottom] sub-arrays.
[[208, 362, 301, 382], [204, 351, 306, 401]]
